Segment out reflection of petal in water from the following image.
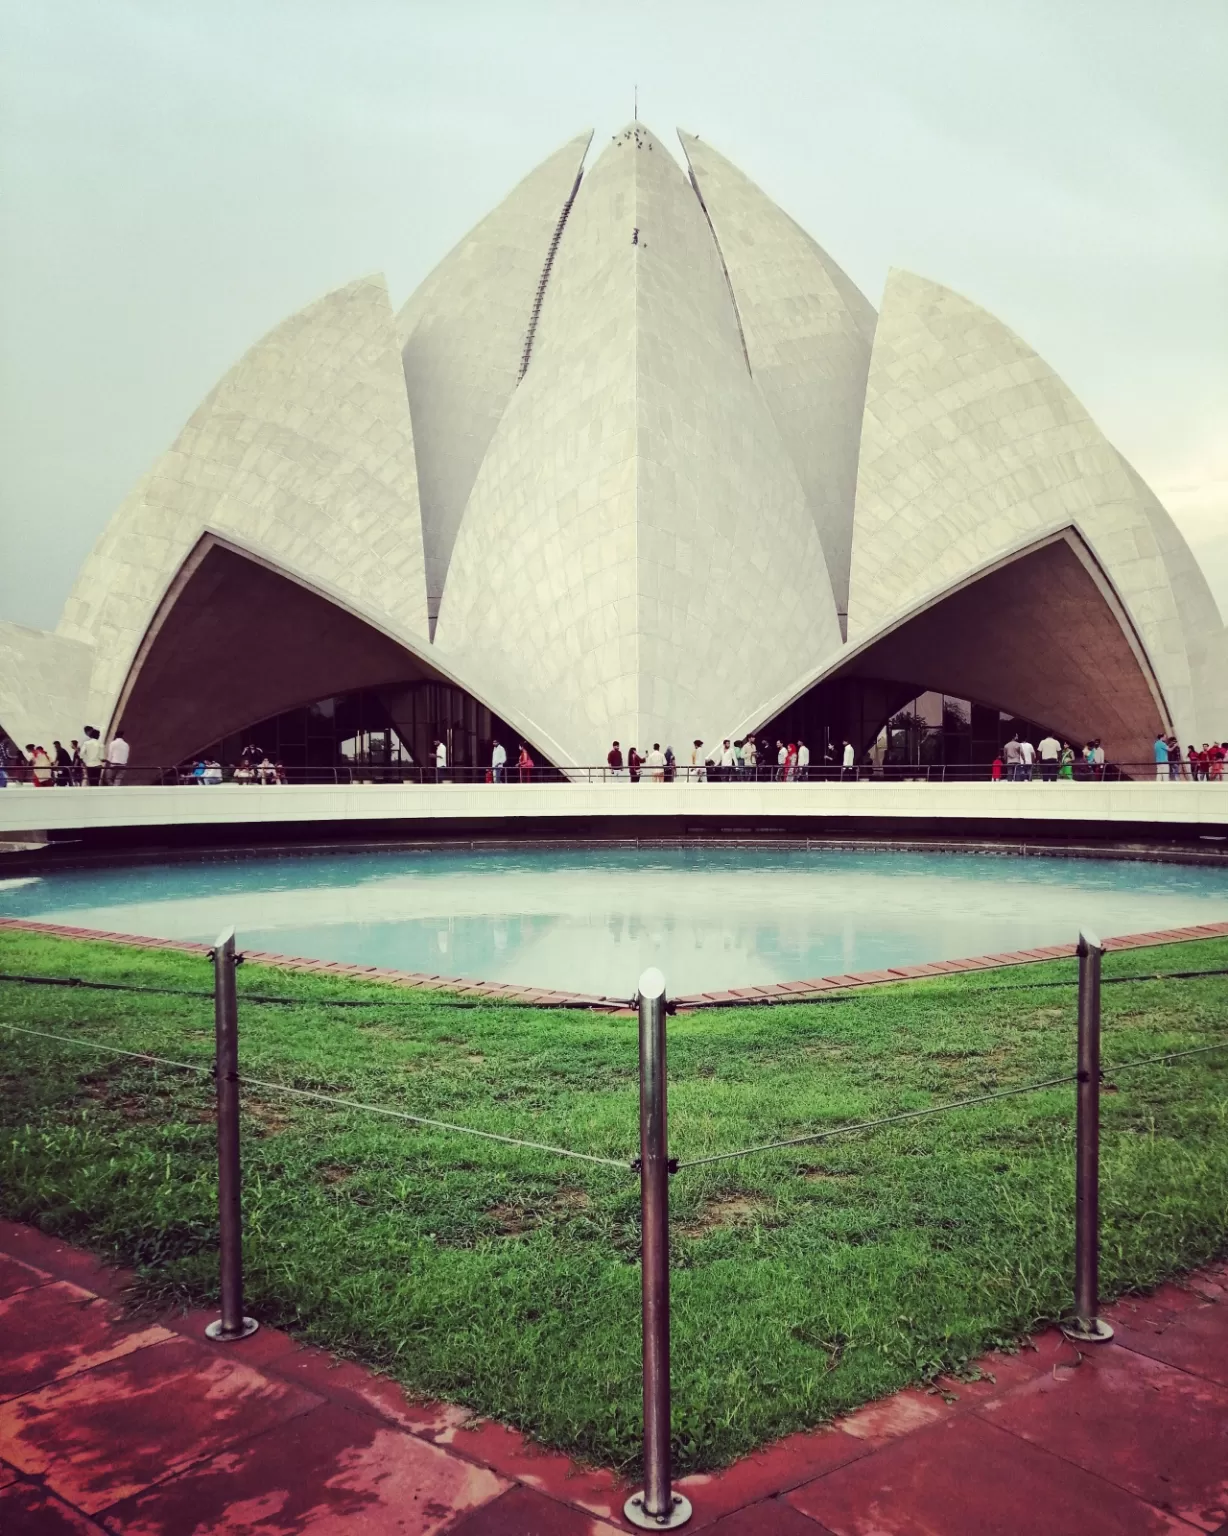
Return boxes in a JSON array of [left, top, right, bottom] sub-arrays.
[[0, 848, 1225, 995]]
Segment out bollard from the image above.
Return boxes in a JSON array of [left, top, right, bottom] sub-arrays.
[[205, 928, 258, 1342], [1061, 931, 1113, 1344], [625, 968, 692, 1530]]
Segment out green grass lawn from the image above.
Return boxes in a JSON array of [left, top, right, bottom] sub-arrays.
[[1, 926, 1226, 1473]]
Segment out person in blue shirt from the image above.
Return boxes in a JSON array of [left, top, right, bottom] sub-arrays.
[[1154, 732, 1169, 783]]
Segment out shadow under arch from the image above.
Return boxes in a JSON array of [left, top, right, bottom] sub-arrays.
[[755, 530, 1171, 771], [110, 534, 557, 772]]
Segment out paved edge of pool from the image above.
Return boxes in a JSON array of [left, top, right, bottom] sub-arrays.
[[4, 913, 1228, 1012]]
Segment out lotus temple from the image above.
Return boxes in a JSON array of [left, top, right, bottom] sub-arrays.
[[2, 122, 1224, 779]]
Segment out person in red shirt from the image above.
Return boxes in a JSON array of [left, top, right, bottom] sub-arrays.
[[606, 740, 623, 781], [517, 743, 534, 784]]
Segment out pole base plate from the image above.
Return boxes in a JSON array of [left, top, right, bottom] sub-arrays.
[[623, 1491, 693, 1529], [205, 1316, 259, 1342], [1060, 1317, 1114, 1344]]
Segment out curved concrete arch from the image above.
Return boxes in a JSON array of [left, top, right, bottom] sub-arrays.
[[848, 268, 1219, 747], [57, 275, 430, 734], [736, 528, 1171, 768], [396, 130, 593, 620], [435, 123, 842, 766], [679, 131, 876, 626], [110, 531, 570, 769]]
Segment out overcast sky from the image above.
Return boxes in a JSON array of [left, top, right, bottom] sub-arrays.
[[2, 0, 1225, 630]]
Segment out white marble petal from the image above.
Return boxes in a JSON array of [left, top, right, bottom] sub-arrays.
[[679, 131, 876, 625], [0, 623, 95, 753], [397, 131, 593, 620], [848, 268, 1225, 746], [58, 275, 429, 731], [434, 123, 842, 765]]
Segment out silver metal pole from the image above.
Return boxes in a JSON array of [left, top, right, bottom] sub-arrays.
[[1062, 930, 1113, 1344], [205, 928, 258, 1342], [625, 968, 691, 1530]]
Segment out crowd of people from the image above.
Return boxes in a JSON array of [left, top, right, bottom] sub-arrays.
[[594, 736, 858, 782], [7, 725, 1228, 788], [0, 728, 129, 787]]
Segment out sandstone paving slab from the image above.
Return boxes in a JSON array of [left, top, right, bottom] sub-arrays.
[[444, 1481, 625, 1534], [259, 1342, 473, 1437], [700, 1501, 838, 1534], [98, 1399, 506, 1535], [980, 1341, 1228, 1530], [0, 1479, 109, 1534], [0, 1279, 174, 1401], [787, 1413, 1194, 1535], [0, 1336, 321, 1514], [1107, 1299, 1228, 1389], [0, 1255, 51, 1299], [434, 1417, 627, 1522], [675, 1423, 869, 1526]]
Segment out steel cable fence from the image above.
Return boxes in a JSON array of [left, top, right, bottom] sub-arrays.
[[3, 928, 1227, 1524]]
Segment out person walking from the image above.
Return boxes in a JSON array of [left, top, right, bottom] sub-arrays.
[[607, 740, 623, 781], [689, 739, 703, 783], [517, 742, 534, 783], [491, 739, 507, 783], [80, 727, 104, 786], [663, 745, 676, 782], [1002, 733, 1022, 782], [742, 736, 757, 780], [1059, 742, 1075, 780], [719, 738, 736, 780], [1167, 736, 1182, 781], [796, 738, 810, 782], [628, 745, 642, 784], [841, 739, 855, 781], [1037, 730, 1061, 782], [104, 730, 129, 785], [52, 740, 73, 786], [1153, 732, 1168, 783], [29, 744, 52, 787], [1018, 736, 1036, 782], [646, 743, 665, 782]]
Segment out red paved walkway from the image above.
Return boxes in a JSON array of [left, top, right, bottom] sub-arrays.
[[0, 1222, 1224, 1533]]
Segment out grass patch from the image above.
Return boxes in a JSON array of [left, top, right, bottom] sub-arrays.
[[1, 927, 1226, 1472]]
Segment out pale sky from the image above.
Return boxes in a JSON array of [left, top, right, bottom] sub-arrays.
[[2, 0, 1225, 629]]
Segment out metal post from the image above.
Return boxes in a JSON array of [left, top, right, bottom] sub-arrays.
[[1062, 930, 1113, 1344], [205, 928, 258, 1342], [625, 968, 691, 1530]]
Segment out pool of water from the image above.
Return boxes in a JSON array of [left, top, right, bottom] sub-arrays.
[[3, 848, 1228, 996]]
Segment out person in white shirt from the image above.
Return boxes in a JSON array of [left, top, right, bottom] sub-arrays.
[[718, 739, 736, 782], [80, 728, 105, 787], [646, 743, 666, 782], [796, 739, 811, 782], [743, 737, 757, 780], [1018, 738, 1036, 782], [1037, 733, 1061, 782], [841, 740, 855, 779], [491, 740, 507, 784], [104, 731, 130, 786], [433, 738, 447, 784]]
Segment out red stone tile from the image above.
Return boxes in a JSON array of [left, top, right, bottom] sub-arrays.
[[436, 1418, 626, 1522], [835, 1387, 955, 1445], [676, 1424, 868, 1524], [0, 1256, 51, 1299], [444, 1483, 623, 1534], [788, 1413, 1190, 1534], [0, 1336, 321, 1514], [980, 1343, 1228, 1530], [100, 1400, 506, 1535], [0, 1281, 174, 1400], [934, 1328, 1078, 1407], [1112, 1302, 1228, 1389], [704, 1501, 837, 1534], [262, 1344, 471, 1436], [158, 1308, 300, 1366], [0, 1479, 109, 1534], [0, 1225, 131, 1300]]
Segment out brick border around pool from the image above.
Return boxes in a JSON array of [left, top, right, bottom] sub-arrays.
[[3, 913, 1228, 1011]]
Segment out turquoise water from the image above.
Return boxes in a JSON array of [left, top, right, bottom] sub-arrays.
[[2, 848, 1227, 996]]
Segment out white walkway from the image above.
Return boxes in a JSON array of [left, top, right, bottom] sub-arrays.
[[1, 780, 1226, 837]]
